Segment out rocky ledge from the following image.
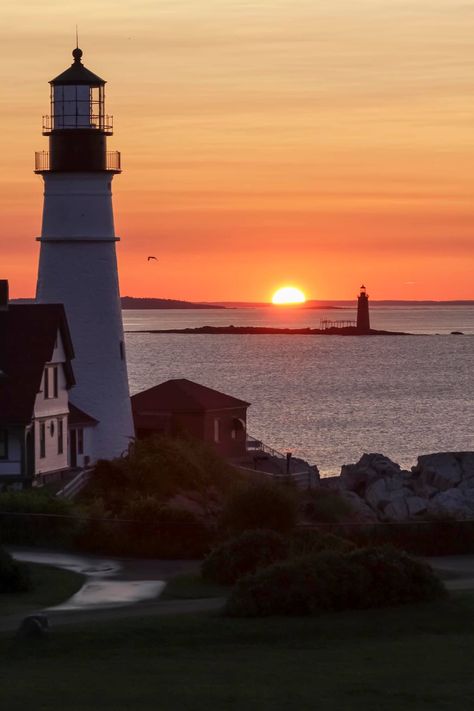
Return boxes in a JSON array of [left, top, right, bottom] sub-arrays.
[[323, 452, 474, 522]]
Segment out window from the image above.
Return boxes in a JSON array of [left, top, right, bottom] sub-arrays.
[[43, 366, 58, 399], [0, 430, 8, 459], [77, 428, 84, 455], [44, 368, 49, 399], [40, 423, 46, 458], [57, 418, 64, 455], [214, 419, 220, 444], [53, 367, 58, 398]]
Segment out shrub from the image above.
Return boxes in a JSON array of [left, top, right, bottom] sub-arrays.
[[77, 497, 213, 559], [202, 530, 288, 584], [290, 529, 355, 558], [226, 545, 445, 617], [221, 481, 297, 535], [84, 435, 236, 510], [302, 488, 353, 523], [0, 547, 31, 593], [0, 491, 79, 546]]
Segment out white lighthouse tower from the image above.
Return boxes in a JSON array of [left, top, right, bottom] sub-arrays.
[[35, 47, 134, 461]]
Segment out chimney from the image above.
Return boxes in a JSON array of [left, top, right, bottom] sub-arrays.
[[0, 280, 8, 311]]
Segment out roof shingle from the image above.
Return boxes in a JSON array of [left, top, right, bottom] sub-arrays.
[[131, 379, 250, 414]]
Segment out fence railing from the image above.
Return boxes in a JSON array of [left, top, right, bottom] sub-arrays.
[[246, 435, 287, 460], [34, 151, 49, 171], [56, 468, 93, 500], [34, 151, 121, 172], [42, 114, 114, 133], [236, 465, 317, 490]]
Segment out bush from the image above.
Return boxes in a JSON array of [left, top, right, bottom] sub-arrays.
[[202, 530, 288, 584], [0, 491, 79, 546], [302, 488, 353, 523], [290, 529, 355, 558], [0, 547, 31, 593], [226, 546, 445, 617], [84, 435, 236, 512], [77, 497, 214, 559], [221, 481, 297, 535]]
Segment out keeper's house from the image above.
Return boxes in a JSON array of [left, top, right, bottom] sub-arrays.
[[132, 379, 250, 459], [0, 281, 96, 485]]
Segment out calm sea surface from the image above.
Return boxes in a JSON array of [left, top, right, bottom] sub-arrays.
[[124, 306, 474, 476]]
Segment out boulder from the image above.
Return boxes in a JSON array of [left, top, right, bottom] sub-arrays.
[[458, 478, 474, 493], [413, 453, 463, 492], [384, 497, 409, 521], [340, 453, 402, 495], [410, 478, 439, 500], [338, 490, 378, 522], [364, 475, 411, 511], [365, 478, 392, 511], [406, 496, 428, 517], [459, 452, 474, 479], [427, 488, 474, 519]]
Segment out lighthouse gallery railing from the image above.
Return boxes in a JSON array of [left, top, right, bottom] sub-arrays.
[[35, 151, 121, 172]]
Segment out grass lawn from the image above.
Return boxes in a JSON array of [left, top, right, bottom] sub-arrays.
[[161, 573, 230, 600], [0, 563, 84, 617], [2, 591, 474, 710]]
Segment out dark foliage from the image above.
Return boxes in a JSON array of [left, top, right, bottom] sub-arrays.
[[202, 530, 289, 584], [0, 491, 79, 547], [221, 481, 297, 535], [302, 488, 353, 523], [0, 546, 31, 593], [84, 435, 236, 511], [328, 520, 474, 557], [77, 499, 214, 559], [226, 545, 445, 617], [290, 529, 355, 558]]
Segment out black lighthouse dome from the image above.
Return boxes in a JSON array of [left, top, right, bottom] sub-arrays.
[[35, 48, 120, 173]]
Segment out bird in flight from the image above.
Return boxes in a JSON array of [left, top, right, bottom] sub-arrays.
[[147, 256, 158, 261]]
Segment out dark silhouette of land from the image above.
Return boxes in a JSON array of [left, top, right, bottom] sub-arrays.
[[121, 297, 226, 310], [130, 325, 408, 336]]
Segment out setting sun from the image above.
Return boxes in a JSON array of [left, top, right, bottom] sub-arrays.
[[271, 286, 306, 305]]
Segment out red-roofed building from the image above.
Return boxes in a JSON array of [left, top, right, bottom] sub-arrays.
[[131, 379, 250, 459]]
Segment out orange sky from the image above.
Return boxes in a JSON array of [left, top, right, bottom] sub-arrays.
[[1, 0, 473, 300]]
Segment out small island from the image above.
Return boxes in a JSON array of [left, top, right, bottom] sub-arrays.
[[130, 325, 408, 336], [121, 296, 226, 310]]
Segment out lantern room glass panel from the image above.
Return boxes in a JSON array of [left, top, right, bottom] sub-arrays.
[[52, 85, 104, 130]]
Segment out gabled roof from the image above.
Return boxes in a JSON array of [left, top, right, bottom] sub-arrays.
[[131, 379, 250, 414], [0, 304, 75, 425], [69, 402, 98, 427]]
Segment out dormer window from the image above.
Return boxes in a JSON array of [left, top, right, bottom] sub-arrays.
[[44, 366, 59, 399]]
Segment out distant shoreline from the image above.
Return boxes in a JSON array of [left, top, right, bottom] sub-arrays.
[[126, 325, 410, 336]]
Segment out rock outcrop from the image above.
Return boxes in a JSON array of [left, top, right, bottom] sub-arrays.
[[325, 451, 474, 522]]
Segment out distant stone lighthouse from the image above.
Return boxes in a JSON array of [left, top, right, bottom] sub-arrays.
[[356, 285, 371, 333], [35, 47, 134, 460]]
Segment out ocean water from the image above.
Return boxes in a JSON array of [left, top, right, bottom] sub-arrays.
[[124, 306, 474, 476]]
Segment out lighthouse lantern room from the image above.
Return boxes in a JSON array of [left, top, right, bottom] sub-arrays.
[[35, 47, 134, 462]]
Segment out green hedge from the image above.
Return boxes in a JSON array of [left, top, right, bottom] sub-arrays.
[[202, 530, 289, 584], [0, 492, 79, 547], [226, 546, 445, 617], [220, 481, 297, 535]]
